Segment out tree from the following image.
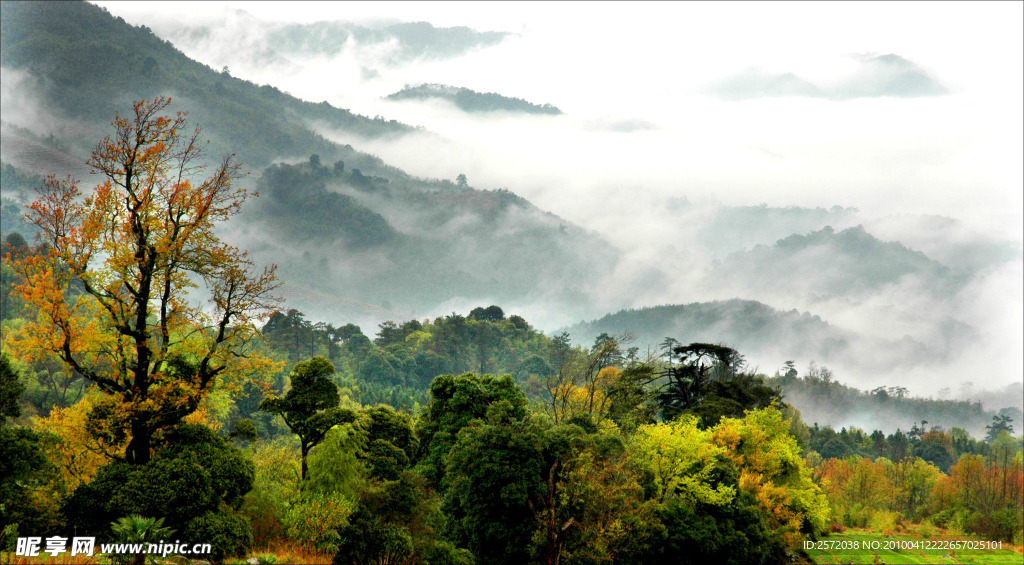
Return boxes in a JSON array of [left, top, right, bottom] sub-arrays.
[[0, 353, 24, 424], [63, 423, 255, 545], [629, 416, 736, 506], [443, 404, 547, 565], [456, 173, 468, 188], [1, 354, 60, 534], [985, 414, 1014, 443], [545, 334, 627, 424], [9, 97, 280, 465], [655, 342, 775, 425], [712, 407, 829, 545], [260, 357, 356, 480], [416, 373, 528, 486]]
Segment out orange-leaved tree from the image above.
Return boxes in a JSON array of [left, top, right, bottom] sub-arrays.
[[10, 97, 280, 464]]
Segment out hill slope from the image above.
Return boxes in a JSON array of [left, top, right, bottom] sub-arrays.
[[562, 299, 945, 373], [0, 0, 617, 327], [387, 84, 562, 115], [706, 225, 966, 300]]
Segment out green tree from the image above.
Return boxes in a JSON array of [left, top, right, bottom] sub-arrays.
[[629, 416, 737, 506], [443, 403, 547, 565], [656, 343, 744, 421], [986, 414, 1014, 443], [259, 356, 356, 479], [0, 354, 59, 534], [416, 373, 527, 485], [63, 423, 254, 543], [0, 353, 24, 424]]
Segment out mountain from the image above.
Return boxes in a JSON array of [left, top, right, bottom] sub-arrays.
[[704, 225, 967, 301], [237, 157, 616, 317], [386, 84, 562, 115], [692, 203, 860, 256], [0, 1, 616, 328], [0, 0, 410, 167], [268, 20, 509, 64], [562, 299, 943, 372]]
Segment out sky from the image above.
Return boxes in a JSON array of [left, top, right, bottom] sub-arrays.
[[78, 1, 1024, 396]]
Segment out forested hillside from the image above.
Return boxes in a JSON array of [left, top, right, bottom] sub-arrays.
[[387, 84, 563, 114]]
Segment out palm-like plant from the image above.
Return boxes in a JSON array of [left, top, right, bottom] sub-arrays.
[[109, 515, 175, 565]]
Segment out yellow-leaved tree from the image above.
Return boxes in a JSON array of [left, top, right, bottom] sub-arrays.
[[10, 97, 280, 464], [713, 406, 830, 544]]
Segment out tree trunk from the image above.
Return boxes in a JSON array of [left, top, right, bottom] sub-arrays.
[[127, 418, 152, 464]]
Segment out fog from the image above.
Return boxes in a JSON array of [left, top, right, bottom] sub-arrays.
[[30, 2, 1024, 401]]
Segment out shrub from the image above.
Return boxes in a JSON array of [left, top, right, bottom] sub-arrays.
[[108, 515, 174, 565], [184, 509, 253, 564], [63, 423, 255, 540], [867, 510, 899, 533], [284, 492, 355, 553]]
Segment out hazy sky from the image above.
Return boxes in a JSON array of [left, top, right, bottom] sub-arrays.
[[82, 1, 1023, 394]]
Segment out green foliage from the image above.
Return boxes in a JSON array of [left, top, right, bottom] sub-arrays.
[[629, 493, 786, 565], [63, 423, 254, 539], [284, 492, 354, 553], [442, 412, 547, 565], [304, 424, 365, 502], [183, 509, 253, 564], [416, 373, 528, 485], [628, 416, 736, 505], [653, 342, 781, 427], [986, 414, 1015, 443], [605, 364, 658, 432], [108, 515, 174, 565], [335, 471, 461, 565], [240, 439, 301, 546], [715, 407, 831, 542], [0, 353, 23, 423], [334, 518, 413, 565], [260, 356, 358, 479], [0, 422, 59, 534], [361, 406, 417, 481]]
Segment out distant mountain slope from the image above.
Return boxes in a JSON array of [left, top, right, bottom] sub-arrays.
[[269, 20, 508, 64], [562, 299, 941, 372], [165, 15, 510, 69], [240, 158, 616, 315], [694, 203, 859, 255], [387, 84, 562, 115], [0, 0, 410, 167], [706, 225, 966, 300]]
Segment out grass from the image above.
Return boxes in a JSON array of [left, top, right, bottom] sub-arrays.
[[806, 527, 1024, 564], [225, 541, 333, 565]]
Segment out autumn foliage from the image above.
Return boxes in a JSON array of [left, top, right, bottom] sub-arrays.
[[10, 97, 280, 464]]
